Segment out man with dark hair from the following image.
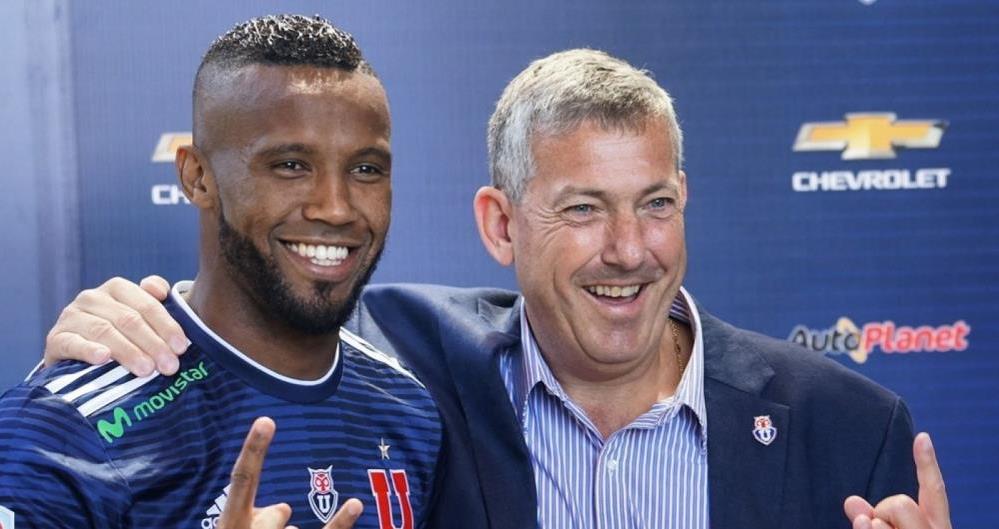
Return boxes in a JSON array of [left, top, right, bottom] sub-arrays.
[[0, 15, 441, 529]]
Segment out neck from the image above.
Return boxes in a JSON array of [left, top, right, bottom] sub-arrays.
[[547, 320, 693, 439], [185, 269, 340, 381]]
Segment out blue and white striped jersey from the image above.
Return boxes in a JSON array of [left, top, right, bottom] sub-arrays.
[[0, 283, 441, 529]]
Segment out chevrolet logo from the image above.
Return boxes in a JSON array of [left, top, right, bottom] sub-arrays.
[[793, 113, 945, 160], [151, 132, 193, 162]]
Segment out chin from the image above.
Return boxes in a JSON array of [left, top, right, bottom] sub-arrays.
[[584, 337, 646, 363]]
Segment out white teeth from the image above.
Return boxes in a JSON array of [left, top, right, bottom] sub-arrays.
[[284, 243, 349, 267], [586, 284, 641, 298], [310, 258, 337, 267]]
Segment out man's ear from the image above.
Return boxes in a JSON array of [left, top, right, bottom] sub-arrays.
[[677, 169, 688, 212], [473, 186, 515, 267], [175, 144, 216, 209]]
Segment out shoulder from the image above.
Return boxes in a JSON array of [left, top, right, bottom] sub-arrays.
[[336, 328, 443, 446], [701, 310, 918, 503], [0, 362, 130, 478], [0, 363, 137, 526], [360, 283, 518, 315], [339, 327, 426, 389], [702, 311, 903, 420], [351, 283, 520, 359], [20, 360, 152, 419], [18, 355, 215, 447]]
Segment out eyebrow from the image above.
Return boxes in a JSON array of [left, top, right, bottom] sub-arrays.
[[354, 146, 392, 165], [256, 143, 316, 159], [553, 181, 676, 204], [254, 144, 392, 165]]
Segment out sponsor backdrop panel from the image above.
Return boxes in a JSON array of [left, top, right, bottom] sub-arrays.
[[2, 0, 996, 525]]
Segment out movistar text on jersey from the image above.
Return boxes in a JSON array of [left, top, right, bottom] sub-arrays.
[[96, 361, 209, 444], [792, 168, 950, 192]]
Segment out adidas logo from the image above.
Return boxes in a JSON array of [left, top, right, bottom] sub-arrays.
[[200, 485, 229, 529]]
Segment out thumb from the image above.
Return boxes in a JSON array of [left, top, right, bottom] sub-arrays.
[[844, 495, 875, 522], [323, 498, 363, 529], [252, 503, 292, 528]]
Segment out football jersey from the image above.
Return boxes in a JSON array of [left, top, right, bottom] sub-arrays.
[[0, 281, 442, 529]]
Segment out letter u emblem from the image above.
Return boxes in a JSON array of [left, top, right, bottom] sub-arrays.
[[367, 469, 414, 529]]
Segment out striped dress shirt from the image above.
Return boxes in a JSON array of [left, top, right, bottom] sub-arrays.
[[499, 287, 709, 529]]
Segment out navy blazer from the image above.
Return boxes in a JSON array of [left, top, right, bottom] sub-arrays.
[[350, 284, 917, 529]]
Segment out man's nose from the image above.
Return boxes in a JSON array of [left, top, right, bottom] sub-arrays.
[[302, 174, 359, 225], [601, 212, 645, 270]]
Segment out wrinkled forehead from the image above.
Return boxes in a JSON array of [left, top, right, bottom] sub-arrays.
[[525, 118, 679, 197]]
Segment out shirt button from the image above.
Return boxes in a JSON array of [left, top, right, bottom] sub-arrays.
[[606, 458, 619, 472]]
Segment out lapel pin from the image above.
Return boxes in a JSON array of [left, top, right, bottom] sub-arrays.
[[753, 415, 777, 446]]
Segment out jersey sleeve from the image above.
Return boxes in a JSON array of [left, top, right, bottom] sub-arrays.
[[0, 385, 131, 528]]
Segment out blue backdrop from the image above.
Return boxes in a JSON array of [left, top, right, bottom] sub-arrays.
[[2, 0, 996, 524]]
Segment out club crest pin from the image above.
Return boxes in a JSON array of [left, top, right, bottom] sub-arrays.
[[752, 415, 777, 446], [307, 466, 339, 523]]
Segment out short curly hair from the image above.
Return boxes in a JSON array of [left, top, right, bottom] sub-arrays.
[[199, 14, 373, 74], [192, 14, 376, 143]]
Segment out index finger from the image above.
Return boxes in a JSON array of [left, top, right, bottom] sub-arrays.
[[225, 417, 277, 515], [914, 432, 951, 529]]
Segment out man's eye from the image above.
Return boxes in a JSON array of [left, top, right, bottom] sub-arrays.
[[273, 161, 308, 174], [351, 164, 387, 181], [563, 203, 596, 217], [647, 197, 676, 212]]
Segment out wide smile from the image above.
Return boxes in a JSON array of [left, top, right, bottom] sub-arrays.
[[582, 282, 650, 314], [278, 240, 362, 282]]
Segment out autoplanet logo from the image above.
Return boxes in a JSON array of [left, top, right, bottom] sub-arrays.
[[791, 113, 950, 192], [788, 317, 970, 364], [96, 361, 209, 444]]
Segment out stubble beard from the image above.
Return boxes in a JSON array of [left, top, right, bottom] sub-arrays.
[[216, 210, 382, 335]]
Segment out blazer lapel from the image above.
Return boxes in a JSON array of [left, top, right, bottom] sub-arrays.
[[701, 311, 789, 529], [437, 294, 537, 529]]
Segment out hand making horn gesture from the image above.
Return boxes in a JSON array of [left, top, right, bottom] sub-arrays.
[[843, 433, 952, 529], [218, 417, 364, 529]]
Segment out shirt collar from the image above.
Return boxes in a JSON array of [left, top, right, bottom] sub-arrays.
[[514, 286, 708, 440], [169, 280, 344, 403]]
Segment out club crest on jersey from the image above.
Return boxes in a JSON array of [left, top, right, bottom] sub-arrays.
[[0, 504, 14, 529], [753, 415, 777, 446], [368, 469, 414, 529], [307, 466, 339, 523]]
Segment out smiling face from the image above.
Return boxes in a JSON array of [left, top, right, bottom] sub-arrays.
[[510, 118, 687, 380], [192, 64, 391, 334]]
